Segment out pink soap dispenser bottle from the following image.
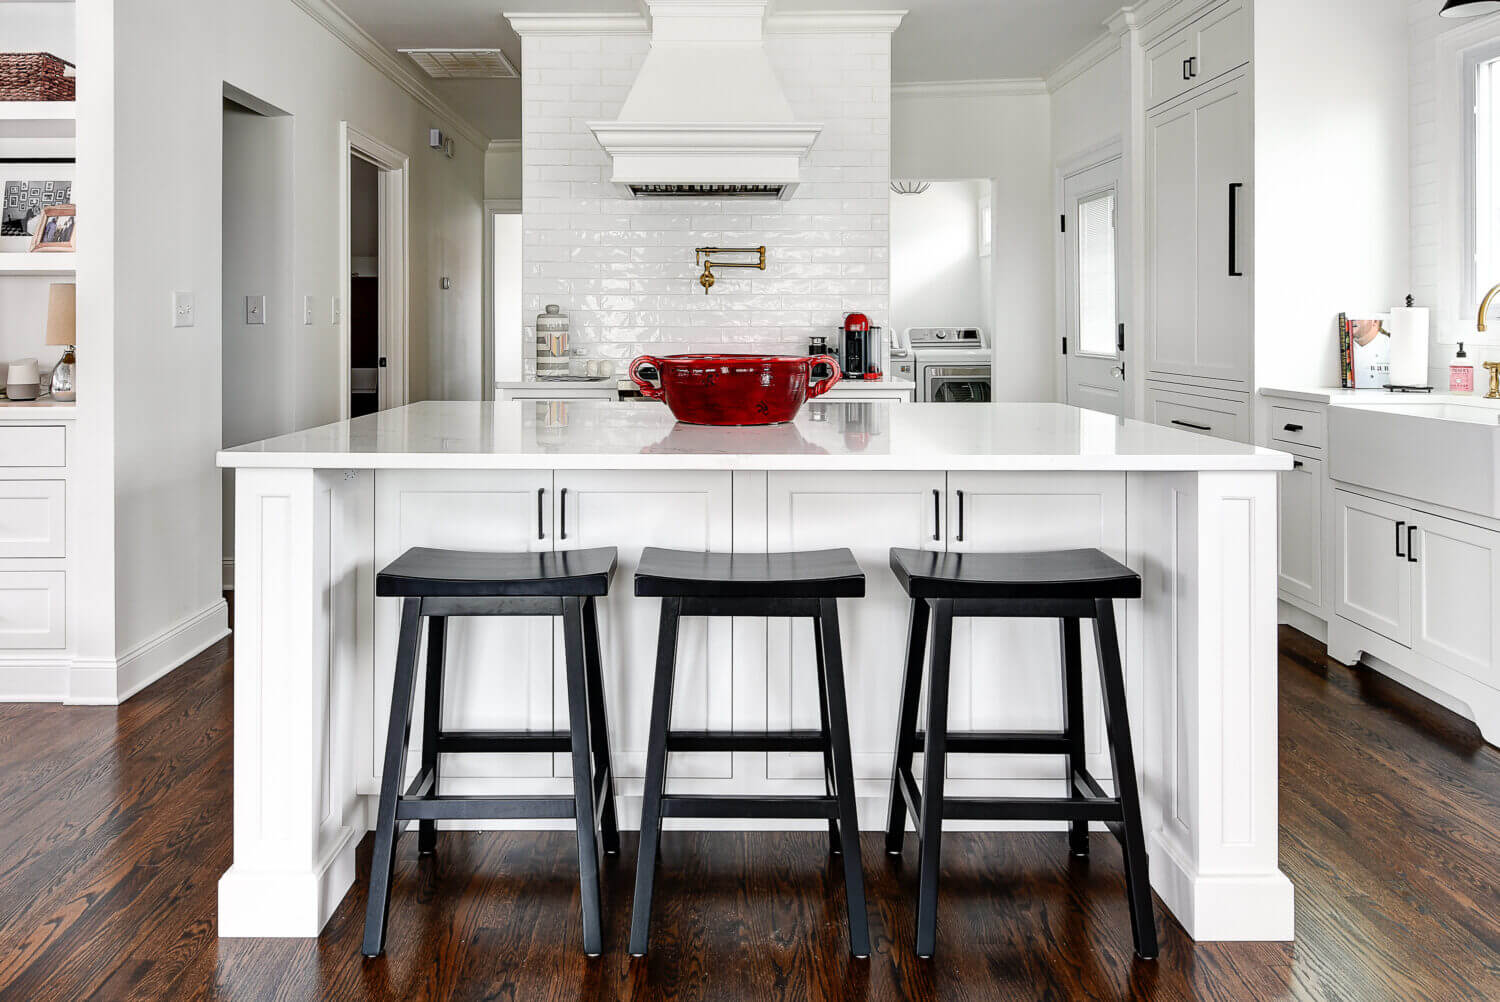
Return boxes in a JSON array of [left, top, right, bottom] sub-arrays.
[[1452, 342, 1475, 393]]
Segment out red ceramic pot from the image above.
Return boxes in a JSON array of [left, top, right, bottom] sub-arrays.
[[629, 354, 841, 426]]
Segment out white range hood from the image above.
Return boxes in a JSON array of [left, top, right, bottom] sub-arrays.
[[588, 0, 822, 199]]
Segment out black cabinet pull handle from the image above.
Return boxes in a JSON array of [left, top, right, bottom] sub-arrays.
[[1188, 56, 1197, 78], [956, 490, 966, 543], [560, 487, 569, 540], [1171, 418, 1212, 431], [1395, 520, 1405, 558], [1408, 524, 1418, 563], [932, 489, 941, 542], [537, 488, 545, 540], [1292, 459, 1304, 469], [1229, 183, 1244, 277], [1283, 423, 1303, 432], [1183, 58, 1191, 81]]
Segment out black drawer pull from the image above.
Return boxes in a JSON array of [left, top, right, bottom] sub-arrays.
[[956, 490, 966, 543], [537, 488, 545, 540], [560, 488, 569, 540], [1171, 418, 1212, 432], [1283, 423, 1304, 432], [1395, 520, 1405, 558], [932, 489, 941, 542]]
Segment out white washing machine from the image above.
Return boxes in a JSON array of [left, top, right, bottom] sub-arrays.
[[907, 327, 992, 402]]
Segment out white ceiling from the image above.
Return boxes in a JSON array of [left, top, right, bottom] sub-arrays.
[[332, 0, 1123, 141]]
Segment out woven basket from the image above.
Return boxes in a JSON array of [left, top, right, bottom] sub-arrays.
[[0, 53, 76, 102]]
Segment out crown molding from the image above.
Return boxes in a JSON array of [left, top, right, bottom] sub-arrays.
[[504, 12, 650, 35], [892, 78, 1047, 99], [1045, 28, 1124, 93], [765, 10, 907, 34], [289, 0, 489, 148]]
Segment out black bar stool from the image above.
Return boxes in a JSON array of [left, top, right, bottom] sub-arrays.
[[628, 547, 870, 958], [884, 547, 1157, 961], [362, 546, 621, 958]]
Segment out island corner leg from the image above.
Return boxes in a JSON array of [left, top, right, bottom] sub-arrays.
[[1132, 469, 1296, 942], [218, 467, 367, 938]]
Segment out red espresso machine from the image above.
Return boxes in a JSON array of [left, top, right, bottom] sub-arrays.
[[840, 312, 882, 379]]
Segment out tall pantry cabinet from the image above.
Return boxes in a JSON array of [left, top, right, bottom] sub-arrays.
[[1142, 0, 1253, 442]]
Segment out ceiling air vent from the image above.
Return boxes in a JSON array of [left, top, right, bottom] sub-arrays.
[[628, 183, 789, 199], [398, 48, 517, 79]]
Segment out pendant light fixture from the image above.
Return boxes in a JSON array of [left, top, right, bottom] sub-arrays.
[[890, 180, 931, 196], [1441, 0, 1500, 17]]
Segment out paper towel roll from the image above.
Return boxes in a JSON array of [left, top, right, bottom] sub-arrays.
[[1388, 307, 1430, 387]]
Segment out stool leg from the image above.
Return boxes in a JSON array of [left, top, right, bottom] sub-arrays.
[[562, 598, 604, 956], [812, 614, 841, 856], [817, 599, 870, 958], [362, 598, 424, 958], [1093, 598, 1159, 961], [629, 597, 681, 957], [418, 616, 447, 856], [884, 597, 929, 855], [1060, 617, 1089, 858], [915, 599, 954, 959], [583, 597, 620, 855]]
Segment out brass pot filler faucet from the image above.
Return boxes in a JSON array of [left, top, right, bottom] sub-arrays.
[[695, 246, 766, 294]]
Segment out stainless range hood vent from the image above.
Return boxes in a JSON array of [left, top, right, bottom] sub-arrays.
[[629, 183, 788, 198]]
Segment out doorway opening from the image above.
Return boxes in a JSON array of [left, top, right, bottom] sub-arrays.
[[339, 125, 410, 419], [221, 85, 293, 590]]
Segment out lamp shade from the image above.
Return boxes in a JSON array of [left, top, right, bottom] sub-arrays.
[[1442, 0, 1500, 17], [45, 283, 75, 346]]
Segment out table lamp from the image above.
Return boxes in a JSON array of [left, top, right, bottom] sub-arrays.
[[46, 283, 75, 402]]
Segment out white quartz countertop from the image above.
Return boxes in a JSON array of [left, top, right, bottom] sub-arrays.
[[1262, 385, 1500, 408], [218, 401, 1291, 472]]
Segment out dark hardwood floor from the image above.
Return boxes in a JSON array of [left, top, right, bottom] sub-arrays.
[[1, 626, 1498, 1000]]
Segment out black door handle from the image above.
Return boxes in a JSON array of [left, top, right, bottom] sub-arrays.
[[1117, 323, 1126, 353], [1171, 418, 1212, 431], [1229, 183, 1244, 277], [956, 490, 966, 543], [1395, 520, 1405, 558], [1283, 423, 1303, 432], [537, 488, 545, 540], [1408, 524, 1418, 563], [1292, 459, 1304, 469], [932, 489, 941, 542], [560, 487, 568, 540]]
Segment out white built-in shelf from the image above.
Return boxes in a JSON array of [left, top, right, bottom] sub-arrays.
[[0, 254, 76, 276], [0, 101, 76, 132]]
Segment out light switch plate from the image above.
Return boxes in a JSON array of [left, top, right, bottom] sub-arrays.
[[172, 292, 195, 328], [245, 295, 266, 325], [303, 295, 315, 326]]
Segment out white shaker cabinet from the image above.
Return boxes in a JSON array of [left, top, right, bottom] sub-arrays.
[[1277, 456, 1322, 609], [1144, 0, 1250, 111], [1333, 490, 1412, 647], [1410, 514, 1500, 687]]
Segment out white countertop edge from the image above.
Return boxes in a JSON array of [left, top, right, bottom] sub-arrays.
[[0, 402, 77, 420], [218, 451, 1291, 472]]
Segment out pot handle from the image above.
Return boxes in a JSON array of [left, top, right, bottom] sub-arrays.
[[807, 355, 842, 398], [629, 355, 665, 400]]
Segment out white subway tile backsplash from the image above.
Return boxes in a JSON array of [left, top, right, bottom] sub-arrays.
[[522, 28, 891, 363]]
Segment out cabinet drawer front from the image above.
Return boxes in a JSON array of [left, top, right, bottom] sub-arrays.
[[1195, 0, 1250, 85], [1278, 456, 1322, 607], [0, 481, 64, 557], [0, 426, 65, 467], [1146, 386, 1250, 443], [0, 571, 65, 649], [1270, 404, 1326, 451], [1146, 35, 1196, 109]]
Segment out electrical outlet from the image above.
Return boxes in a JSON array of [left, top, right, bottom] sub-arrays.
[[172, 292, 195, 328], [245, 295, 265, 325], [303, 295, 315, 326], [331, 296, 342, 325]]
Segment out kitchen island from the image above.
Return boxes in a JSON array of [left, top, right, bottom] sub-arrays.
[[216, 400, 1294, 943]]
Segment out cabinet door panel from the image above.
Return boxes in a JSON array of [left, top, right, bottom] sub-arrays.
[[947, 473, 1126, 782], [1412, 514, 1500, 685], [556, 470, 734, 780], [1146, 102, 1200, 379], [1193, 76, 1252, 384], [1146, 34, 1195, 109], [1278, 457, 1322, 607], [1333, 490, 1410, 647], [766, 471, 944, 781], [1194, 0, 1250, 84], [374, 470, 555, 783]]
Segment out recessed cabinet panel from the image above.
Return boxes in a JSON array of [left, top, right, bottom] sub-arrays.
[[1277, 458, 1321, 607], [0, 570, 65, 649], [1145, 384, 1250, 443], [0, 480, 64, 558], [1194, 0, 1250, 85], [1334, 490, 1411, 646], [1193, 78, 1252, 383], [374, 470, 556, 783], [1147, 103, 1200, 377], [1147, 34, 1196, 109], [1412, 516, 1500, 685]]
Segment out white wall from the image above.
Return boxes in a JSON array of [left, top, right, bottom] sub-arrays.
[[892, 87, 1054, 400], [109, 0, 486, 657], [518, 26, 891, 368], [1050, 47, 1126, 166], [0, 1, 76, 62], [485, 140, 522, 200], [890, 180, 986, 338], [1253, 0, 1411, 390]]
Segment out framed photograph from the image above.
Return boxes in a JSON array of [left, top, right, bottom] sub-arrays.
[[1, 162, 75, 252], [29, 204, 74, 252]]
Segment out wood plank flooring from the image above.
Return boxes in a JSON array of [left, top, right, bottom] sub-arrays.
[[1, 626, 1498, 1000]]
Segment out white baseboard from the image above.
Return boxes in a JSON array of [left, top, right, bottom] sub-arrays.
[[66, 599, 231, 705], [0, 656, 72, 701]]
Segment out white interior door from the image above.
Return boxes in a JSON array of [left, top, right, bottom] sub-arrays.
[[1063, 156, 1126, 416]]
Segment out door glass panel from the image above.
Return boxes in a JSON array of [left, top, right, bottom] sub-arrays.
[[1077, 190, 1117, 356]]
